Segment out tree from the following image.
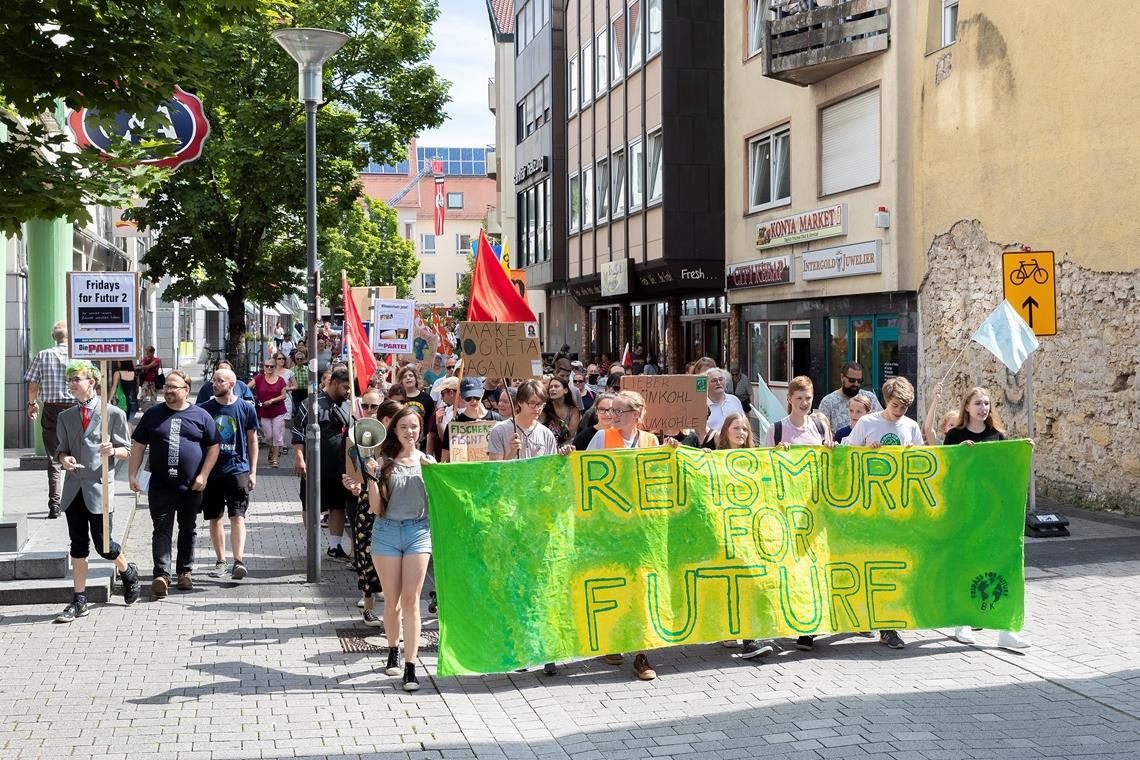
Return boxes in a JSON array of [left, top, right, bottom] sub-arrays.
[[451, 254, 474, 322], [0, 0, 266, 235], [131, 0, 449, 360], [320, 197, 419, 312]]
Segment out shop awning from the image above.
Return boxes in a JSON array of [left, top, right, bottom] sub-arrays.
[[194, 296, 223, 312]]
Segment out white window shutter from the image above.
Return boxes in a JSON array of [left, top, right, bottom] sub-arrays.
[[821, 89, 880, 196]]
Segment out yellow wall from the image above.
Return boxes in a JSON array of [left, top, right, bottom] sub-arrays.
[[913, 4, 1140, 272]]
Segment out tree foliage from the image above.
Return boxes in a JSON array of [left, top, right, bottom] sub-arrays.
[[0, 0, 267, 235], [452, 254, 474, 322], [130, 0, 449, 358], [320, 198, 419, 312]]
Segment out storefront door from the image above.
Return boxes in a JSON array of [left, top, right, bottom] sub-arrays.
[[828, 314, 905, 397]]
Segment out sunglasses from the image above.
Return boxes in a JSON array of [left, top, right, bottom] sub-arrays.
[[361, 403, 380, 410], [264, 364, 274, 368], [843, 376, 863, 384]]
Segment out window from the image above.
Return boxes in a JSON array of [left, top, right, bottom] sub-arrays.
[[544, 179, 553, 258], [421, 273, 436, 293], [568, 56, 579, 114], [403, 222, 414, 240], [611, 148, 626, 216], [942, 0, 959, 46], [537, 0, 547, 31], [527, 89, 538, 135], [447, 192, 464, 209], [527, 186, 538, 264], [526, 0, 536, 42], [516, 5, 529, 54], [583, 164, 595, 227], [628, 1, 643, 70], [516, 99, 526, 142], [582, 42, 593, 105], [747, 126, 791, 212], [542, 77, 551, 123], [747, 0, 765, 57], [569, 173, 581, 233], [596, 157, 610, 221], [611, 14, 625, 84], [455, 233, 472, 255], [647, 0, 662, 56], [646, 129, 663, 203], [420, 234, 436, 255], [629, 138, 644, 209], [595, 30, 608, 97], [821, 88, 881, 195], [516, 190, 528, 262], [534, 183, 545, 263]]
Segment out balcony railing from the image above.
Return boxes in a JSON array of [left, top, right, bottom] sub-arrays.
[[762, 0, 891, 86]]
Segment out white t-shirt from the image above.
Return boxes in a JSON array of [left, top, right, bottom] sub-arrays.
[[487, 418, 559, 459], [705, 393, 745, 436], [846, 411, 924, 447]]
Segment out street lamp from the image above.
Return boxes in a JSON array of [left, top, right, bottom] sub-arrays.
[[272, 27, 349, 583]]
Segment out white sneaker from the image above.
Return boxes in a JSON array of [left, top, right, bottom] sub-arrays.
[[208, 560, 229, 578], [953, 627, 977, 645], [997, 631, 1030, 649], [356, 597, 366, 609]]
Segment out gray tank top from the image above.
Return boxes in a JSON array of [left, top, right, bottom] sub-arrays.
[[383, 454, 434, 521]]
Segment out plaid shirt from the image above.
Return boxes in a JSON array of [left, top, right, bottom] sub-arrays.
[[24, 343, 72, 404]]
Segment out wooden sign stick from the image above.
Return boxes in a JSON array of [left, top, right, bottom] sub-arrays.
[[100, 360, 110, 554]]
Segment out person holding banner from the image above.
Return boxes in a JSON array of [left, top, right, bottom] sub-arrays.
[[763, 376, 832, 449], [943, 387, 1031, 650], [818, 362, 883, 435], [572, 392, 616, 450], [52, 361, 142, 622], [586, 390, 662, 681], [362, 406, 436, 691], [487, 381, 566, 461], [833, 394, 873, 445], [440, 378, 502, 463]]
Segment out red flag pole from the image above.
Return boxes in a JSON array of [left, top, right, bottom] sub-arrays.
[[341, 270, 359, 419]]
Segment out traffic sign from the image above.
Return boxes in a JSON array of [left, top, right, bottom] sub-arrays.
[[68, 86, 210, 170], [1002, 250, 1056, 336]]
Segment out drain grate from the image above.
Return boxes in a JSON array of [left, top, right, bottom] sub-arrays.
[[335, 628, 439, 653]]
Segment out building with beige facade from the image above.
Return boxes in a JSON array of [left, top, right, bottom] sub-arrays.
[[726, 0, 1138, 511], [359, 142, 498, 309]]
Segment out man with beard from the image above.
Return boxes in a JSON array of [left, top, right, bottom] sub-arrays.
[[817, 362, 883, 434]]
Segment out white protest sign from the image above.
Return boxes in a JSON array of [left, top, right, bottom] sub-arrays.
[[372, 298, 415, 354], [66, 271, 141, 359]]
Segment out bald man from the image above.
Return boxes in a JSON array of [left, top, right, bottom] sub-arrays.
[[198, 369, 259, 579]]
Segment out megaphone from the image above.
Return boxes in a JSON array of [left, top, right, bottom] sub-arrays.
[[350, 417, 386, 456]]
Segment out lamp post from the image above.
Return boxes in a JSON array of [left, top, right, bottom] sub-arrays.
[[272, 27, 349, 583]]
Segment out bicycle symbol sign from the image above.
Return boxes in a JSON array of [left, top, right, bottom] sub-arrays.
[[1002, 251, 1057, 336]]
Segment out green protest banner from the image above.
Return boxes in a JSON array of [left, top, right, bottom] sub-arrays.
[[424, 441, 1030, 677]]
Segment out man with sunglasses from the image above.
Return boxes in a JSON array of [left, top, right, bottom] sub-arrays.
[[818, 361, 883, 435], [129, 369, 220, 596]]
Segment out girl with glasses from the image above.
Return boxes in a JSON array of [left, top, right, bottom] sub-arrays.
[[572, 392, 617, 450], [247, 358, 288, 468]]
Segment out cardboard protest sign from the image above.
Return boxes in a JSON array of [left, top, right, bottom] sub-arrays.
[[424, 441, 1031, 676], [352, 285, 396, 323], [66, 271, 141, 359], [458, 321, 542, 378], [619, 374, 708, 435], [448, 420, 498, 462]]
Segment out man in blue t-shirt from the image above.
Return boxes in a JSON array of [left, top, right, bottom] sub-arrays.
[[129, 369, 220, 597], [199, 368, 259, 580]]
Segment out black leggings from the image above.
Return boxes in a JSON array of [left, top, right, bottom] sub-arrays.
[[65, 495, 121, 561]]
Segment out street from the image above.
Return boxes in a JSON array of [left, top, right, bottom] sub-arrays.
[[2, 457, 1139, 760]]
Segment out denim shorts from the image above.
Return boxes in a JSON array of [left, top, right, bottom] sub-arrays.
[[371, 516, 431, 557]]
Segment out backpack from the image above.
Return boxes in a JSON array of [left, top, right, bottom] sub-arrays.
[[773, 417, 826, 445]]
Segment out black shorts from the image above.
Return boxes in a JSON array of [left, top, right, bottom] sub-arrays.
[[299, 475, 350, 513], [64, 494, 120, 561], [202, 473, 250, 520]]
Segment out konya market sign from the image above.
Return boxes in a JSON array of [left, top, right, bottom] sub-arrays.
[[755, 203, 846, 249], [68, 86, 210, 170], [726, 254, 794, 289]]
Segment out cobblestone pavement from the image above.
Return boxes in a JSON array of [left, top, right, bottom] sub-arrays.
[[3, 449, 1140, 760]]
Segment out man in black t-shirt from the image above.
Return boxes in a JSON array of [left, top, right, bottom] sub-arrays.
[[292, 367, 352, 562], [440, 377, 502, 462]]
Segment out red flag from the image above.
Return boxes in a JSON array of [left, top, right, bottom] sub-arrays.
[[620, 342, 632, 367], [340, 276, 377, 394], [469, 229, 538, 322], [433, 162, 445, 236]]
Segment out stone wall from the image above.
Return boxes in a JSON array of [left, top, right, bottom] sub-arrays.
[[918, 220, 1139, 513]]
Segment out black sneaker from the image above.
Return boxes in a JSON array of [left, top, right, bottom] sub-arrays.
[[402, 662, 420, 691], [53, 600, 89, 623], [543, 662, 557, 675], [121, 563, 141, 606], [880, 630, 906, 649], [796, 636, 815, 651], [327, 546, 351, 563], [47, 506, 60, 519], [428, 590, 437, 614], [362, 608, 382, 627], [384, 647, 401, 676], [230, 561, 248, 580], [737, 639, 775, 659]]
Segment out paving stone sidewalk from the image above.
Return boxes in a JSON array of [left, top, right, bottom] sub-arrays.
[[2, 450, 1140, 760]]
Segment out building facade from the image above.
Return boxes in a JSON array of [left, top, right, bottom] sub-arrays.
[[724, 0, 913, 410], [359, 143, 498, 308], [563, 0, 726, 370]]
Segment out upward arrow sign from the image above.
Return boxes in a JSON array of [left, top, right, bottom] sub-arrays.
[[1022, 296, 1039, 328]]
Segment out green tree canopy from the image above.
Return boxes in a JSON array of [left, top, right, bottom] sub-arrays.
[[321, 197, 419, 312], [0, 0, 267, 235], [130, 0, 449, 360]]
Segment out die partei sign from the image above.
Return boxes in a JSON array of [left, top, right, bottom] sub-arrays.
[[67, 271, 141, 359], [726, 254, 794, 289], [755, 203, 847, 250]]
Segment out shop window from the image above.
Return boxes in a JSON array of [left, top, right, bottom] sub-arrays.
[[748, 126, 791, 213]]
